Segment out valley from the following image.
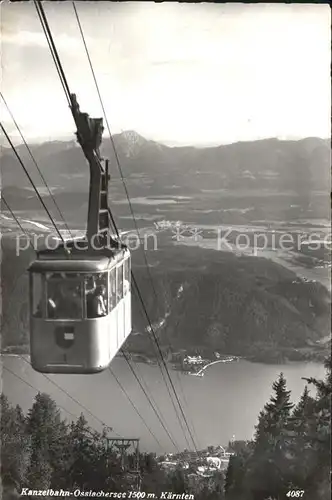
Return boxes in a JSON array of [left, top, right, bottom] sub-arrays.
[[1, 134, 330, 365]]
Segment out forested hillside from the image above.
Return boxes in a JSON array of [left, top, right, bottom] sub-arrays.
[[224, 356, 331, 500], [1, 237, 330, 363], [1, 357, 330, 499]]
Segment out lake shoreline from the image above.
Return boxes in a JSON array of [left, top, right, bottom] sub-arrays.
[[3, 345, 327, 368], [2, 353, 326, 454]]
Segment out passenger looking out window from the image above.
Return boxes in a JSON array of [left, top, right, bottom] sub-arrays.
[[47, 297, 57, 318], [46, 275, 83, 319], [85, 273, 108, 318], [109, 268, 116, 311], [123, 259, 130, 296], [87, 284, 107, 318], [94, 285, 107, 317], [117, 265, 123, 302], [32, 273, 43, 317]]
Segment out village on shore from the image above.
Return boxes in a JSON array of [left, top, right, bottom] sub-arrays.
[[158, 443, 235, 478], [127, 350, 240, 377]]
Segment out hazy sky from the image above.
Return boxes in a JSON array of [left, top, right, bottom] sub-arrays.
[[1, 2, 331, 146]]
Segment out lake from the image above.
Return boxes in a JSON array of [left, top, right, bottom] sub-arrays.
[[2, 355, 325, 454]]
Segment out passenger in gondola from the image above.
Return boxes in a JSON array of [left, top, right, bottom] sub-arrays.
[[94, 284, 107, 317], [86, 275, 96, 294], [47, 297, 57, 318], [86, 276, 96, 318], [124, 278, 130, 295], [69, 285, 83, 318], [48, 284, 79, 319], [87, 284, 107, 318], [49, 285, 66, 318]]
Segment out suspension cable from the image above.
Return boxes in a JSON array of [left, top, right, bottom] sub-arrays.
[[1, 200, 119, 437], [122, 349, 183, 450], [3, 365, 78, 421], [131, 274, 198, 451], [121, 350, 180, 451], [1, 93, 73, 240], [1, 195, 35, 250], [2, 195, 172, 449], [35, 1, 198, 452], [1, 123, 66, 245], [72, 1, 158, 300], [108, 367, 163, 451], [72, 4, 197, 452], [19, 355, 112, 431], [1, 196, 34, 331], [34, 1, 72, 107], [3, 364, 116, 441], [34, 0, 182, 448]]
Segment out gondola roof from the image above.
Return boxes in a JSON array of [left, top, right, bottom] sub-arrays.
[[28, 239, 129, 272]]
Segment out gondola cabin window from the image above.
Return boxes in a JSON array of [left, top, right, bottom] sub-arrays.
[[124, 258, 130, 295], [85, 272, 108, 318], [109, 267, 116, 312], [46, 272, 83, 319], [31, 273, 43, 317], [116, 264, 123, 303]]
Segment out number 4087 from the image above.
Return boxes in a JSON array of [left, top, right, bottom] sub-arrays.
[[286, 491, 305, 498]]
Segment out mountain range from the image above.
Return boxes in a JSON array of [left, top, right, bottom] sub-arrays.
[[1, 133, 330, 231], [1, 133, 330, 192]]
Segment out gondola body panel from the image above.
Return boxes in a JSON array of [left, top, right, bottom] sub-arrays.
[[30, 316, 113, 374]]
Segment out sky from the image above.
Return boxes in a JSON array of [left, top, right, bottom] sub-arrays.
[[1, 2, 331, 146]]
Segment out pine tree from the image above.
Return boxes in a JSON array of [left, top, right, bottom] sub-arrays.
[[293, 386, 313, 418], [167, 467, 190, 495], [290, 385, 315, 438], [253, 409, 270, 449], [301, 355, 331, 499], [140, 454, 168, 495], [0, 395, 30, 487], [224, 455, 234, 495], [254, 373, 293, 451], [66, 414, 121, 491], [302, 355, 331, 464], [284, 386, 316, 489], [203, 471, 225, 499], [246, 373, 294, 499], [67, 413, 95, 489], [224, 452, 251, 500], [25, 392, 68, 489]]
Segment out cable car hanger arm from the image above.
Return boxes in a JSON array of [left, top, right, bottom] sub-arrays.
[[70, 93, 103, 163], [68, 93, 117, 248]]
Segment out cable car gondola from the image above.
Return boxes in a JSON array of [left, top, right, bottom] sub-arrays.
[[28, 94, 131, 374]]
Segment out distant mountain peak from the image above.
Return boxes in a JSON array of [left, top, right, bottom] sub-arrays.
[[116, 130, 148, 157], [120, 130, 146, 144]]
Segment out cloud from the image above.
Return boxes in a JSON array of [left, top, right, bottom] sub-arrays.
[[2, 30, 94, 55], [1, 2, 330, 145]]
